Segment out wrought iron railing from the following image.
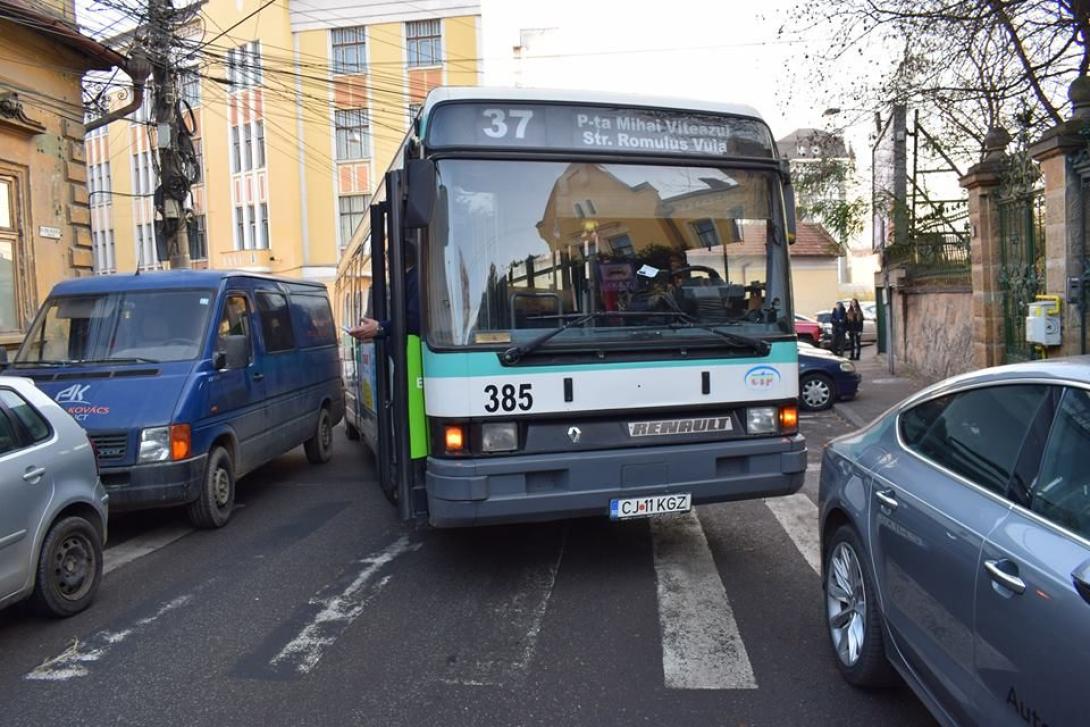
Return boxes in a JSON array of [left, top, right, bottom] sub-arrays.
[[884, 231, 971, 278], [997, 189, 1046, 363]]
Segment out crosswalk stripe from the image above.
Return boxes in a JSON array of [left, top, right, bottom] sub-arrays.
[[650, 510, 757, 690], [104, 527, 193, 576], [763, 493, 822, 575]]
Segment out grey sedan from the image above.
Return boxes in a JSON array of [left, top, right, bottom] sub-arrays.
[[0, 377, 107, 617], [819, 358, 1090, 726]]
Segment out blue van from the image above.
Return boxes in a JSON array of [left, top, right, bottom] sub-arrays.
[[9, 271, 344, 528]]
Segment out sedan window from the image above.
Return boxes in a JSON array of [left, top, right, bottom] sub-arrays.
[[1033, 388, 1090, 540], [900, 385, 1050, 496]]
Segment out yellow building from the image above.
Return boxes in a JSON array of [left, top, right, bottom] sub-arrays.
[[0, 0, 126, 348], [87, 0, 481, 282]]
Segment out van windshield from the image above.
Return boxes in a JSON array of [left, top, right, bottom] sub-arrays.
[[15, 290, 215, 365]]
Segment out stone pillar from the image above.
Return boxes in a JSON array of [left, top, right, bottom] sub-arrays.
[[1030, 76, 1090, 358], [961, 127, 1009, 369]]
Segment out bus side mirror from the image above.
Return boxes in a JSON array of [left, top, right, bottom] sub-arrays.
[[405, 159, 437, 229], [783, 184, 797, 245]]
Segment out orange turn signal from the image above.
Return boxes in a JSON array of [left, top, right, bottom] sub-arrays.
[[170, 424, 192, 461], [779, 405, 799, 433], [444, 424, 465, 453]]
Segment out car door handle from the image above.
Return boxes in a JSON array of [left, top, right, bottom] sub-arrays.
[[985, 559, 1026, 595], [875, 489, 898, 510], [252, 373, 265, 382], [22, 466, 46, 482]]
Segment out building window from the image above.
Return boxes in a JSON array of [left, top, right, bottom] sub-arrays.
[[132, 88, 153, 124], [248, 204, 256, 249], [107, 229, 115, 272], [255, 121, 265, 168], [228, 41, 262, 91], [193, 140, 203, 179], [103, 162, 112, 205], [339, 195, 369, 251], [406, 19, 441, 67], [332, 26, 366, 74], [180, 67, 201, 107], [231, 126, 241, 173], [259, 203, 269, 249], [234, 206, 244, 250], [0, 175, 20, 331], [335, 109, 369, 160], [242, 123, 253, 171], [131, 150, 156, 196], [137, 221, 158, 270], [188, 214, 207, 261]]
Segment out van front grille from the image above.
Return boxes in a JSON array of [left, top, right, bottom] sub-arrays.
[[89, 433, 128, 463]]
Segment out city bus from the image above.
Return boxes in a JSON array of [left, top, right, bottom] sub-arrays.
[[336, 87, 805, 527]]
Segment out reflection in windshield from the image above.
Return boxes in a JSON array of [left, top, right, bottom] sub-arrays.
[[427, 161, 790, 347], [16, 290, 215, 364]]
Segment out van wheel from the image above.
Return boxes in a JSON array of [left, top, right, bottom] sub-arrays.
[[345, 420, 361, 441], [305, 407, 334, 465], [30, 516, 102, 618], [187, 447, 235, 529]]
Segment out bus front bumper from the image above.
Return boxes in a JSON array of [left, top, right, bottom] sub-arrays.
[[424, 434, 806, 528]]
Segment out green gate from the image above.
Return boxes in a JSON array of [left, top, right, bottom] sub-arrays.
[[996, 190, 1045, 363]]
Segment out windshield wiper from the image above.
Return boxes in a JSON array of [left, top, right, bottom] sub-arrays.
[[75, 357, 161, 365], [652, 312, 772, 355], [8, 360, 68, 368], [502, 312, 632, 363]]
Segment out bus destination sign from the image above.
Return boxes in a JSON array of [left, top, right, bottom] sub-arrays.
[[426, 103, 775, 159]]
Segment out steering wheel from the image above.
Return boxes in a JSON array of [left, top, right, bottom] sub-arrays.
[[670, 265, 722, 281]]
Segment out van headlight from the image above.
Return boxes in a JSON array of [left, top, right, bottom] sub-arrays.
[[746, 407, 778, 435], [139, 427, 171, 463]]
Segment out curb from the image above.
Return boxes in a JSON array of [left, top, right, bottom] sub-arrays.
[[832, 401, 867, 429]]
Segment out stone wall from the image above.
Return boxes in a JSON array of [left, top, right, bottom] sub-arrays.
[[893, 284, 975, 381]]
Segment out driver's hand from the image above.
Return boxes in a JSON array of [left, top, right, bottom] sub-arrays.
[[347, 318, 381, 341]]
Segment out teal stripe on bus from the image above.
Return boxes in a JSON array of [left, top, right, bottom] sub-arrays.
[[422, 341, 797, 378]]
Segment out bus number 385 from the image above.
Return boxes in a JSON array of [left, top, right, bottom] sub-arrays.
[[484, 383, 533, 412]]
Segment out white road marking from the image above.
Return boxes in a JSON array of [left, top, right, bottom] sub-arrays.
[[269, 536, 420, 676], [650, 510, 757, 690], [764, 493, 822, 575], [25, 594, 193, 681], [104, 527, 194, 576], [443, 530, 567, 686]]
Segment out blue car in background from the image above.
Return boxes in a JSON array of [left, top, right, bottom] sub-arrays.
[[9, 271, 344, 529], [798, 341, 861, 411], [819, 359, 1090, 725]]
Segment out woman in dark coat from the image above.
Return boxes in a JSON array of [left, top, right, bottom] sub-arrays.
[[830, 302, 847, 356], [846, 299, 864, 360]]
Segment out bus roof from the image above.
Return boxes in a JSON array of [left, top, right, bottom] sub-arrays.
[[47, 270, 327, 296], [422, 87, 766, 123]]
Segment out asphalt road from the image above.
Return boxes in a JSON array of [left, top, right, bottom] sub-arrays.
[[0, 411, 935, 727]]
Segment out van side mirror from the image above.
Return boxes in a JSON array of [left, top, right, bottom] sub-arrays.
[[223, 335, 250, 369], [0, 348, 9, 365], [212, 350, 227, 370], [783, 183, 797, 245], [404, 159, 437, 229]]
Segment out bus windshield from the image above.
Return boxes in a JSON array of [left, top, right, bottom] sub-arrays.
[[427, 160, 791, 348], [15, 290, 215, 365]]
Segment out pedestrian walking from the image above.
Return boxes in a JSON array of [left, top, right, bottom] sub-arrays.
[[830, 301, 847, 357], [846, 299, 864, 360]]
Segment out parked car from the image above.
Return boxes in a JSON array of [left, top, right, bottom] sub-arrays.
[[0, 376, 106, 617], [814, 305, 877, 347], [795, 315, 823, 345], [819, 359, 1090, 726], [9, 271, 344, 529], [798, 341, 861, 411]]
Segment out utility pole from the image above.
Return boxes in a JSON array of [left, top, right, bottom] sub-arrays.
[[147, 0, 194, 269]]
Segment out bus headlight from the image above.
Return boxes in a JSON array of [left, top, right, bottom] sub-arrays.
[[481, 422, 518, 453], [746, 407, 778, 435]]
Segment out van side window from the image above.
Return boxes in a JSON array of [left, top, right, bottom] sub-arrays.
[[0, 390, 50, 444], [256, 292, 296, 352], [294, 294, 336, 348], [216, 294, 252, 369]]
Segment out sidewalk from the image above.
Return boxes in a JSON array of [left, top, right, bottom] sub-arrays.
[[832, 348, 935, 428]]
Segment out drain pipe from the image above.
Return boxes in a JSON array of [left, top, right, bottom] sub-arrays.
[[85, 49, 152, 134]]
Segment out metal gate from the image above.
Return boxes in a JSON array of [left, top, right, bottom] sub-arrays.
[[997, 190, 1045, 363]]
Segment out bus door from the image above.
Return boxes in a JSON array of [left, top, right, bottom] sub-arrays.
[[371, 166, 434, 521]]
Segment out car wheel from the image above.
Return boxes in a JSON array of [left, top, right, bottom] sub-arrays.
[[187, 446, 235, 529], [800, 373, 835, 411], [825, 525, 896, 687], [305, 407, 334, 464], [345, 420, 361, 441], [30, 516, 103, 618]]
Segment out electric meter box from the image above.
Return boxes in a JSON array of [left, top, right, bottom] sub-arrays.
[[1026, 301, 1061, 346]]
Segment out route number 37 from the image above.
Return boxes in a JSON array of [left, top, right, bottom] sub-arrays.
[[484, 383, 533, 412], [482, 109, 534, 140]]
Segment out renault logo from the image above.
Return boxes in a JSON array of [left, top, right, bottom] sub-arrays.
[[567, 426, 582, 444]]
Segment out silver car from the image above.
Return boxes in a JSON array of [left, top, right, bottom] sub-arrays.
[[0, 377, 107, 617], [819, 358, 1090, 725]]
